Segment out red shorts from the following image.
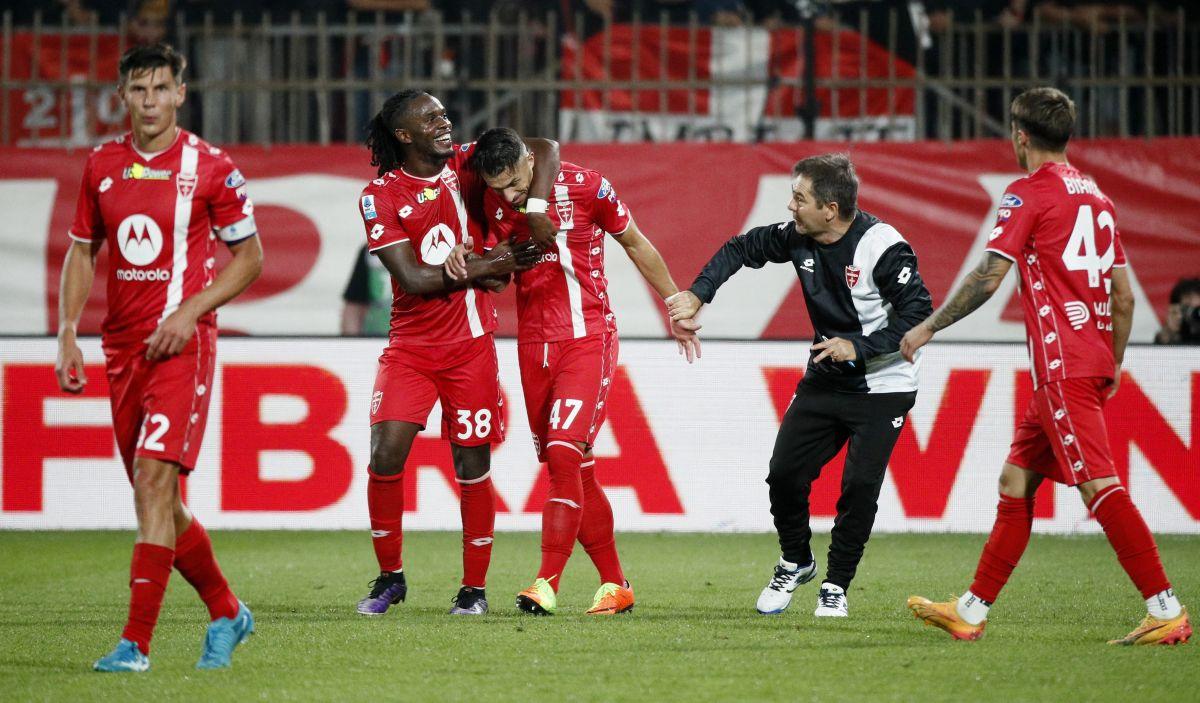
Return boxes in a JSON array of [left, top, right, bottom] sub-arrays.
[[104, 326, 217, 478], [1006, 376, 1117, 486], [371, 334, 504, 446], [518, 333, 618, 458]]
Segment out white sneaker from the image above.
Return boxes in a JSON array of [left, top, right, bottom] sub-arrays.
[[814, 582, 848, 617], [756, 555, 817, 614]]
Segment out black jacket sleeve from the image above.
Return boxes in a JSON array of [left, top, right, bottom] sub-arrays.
[[343, 246, 372, 303], [850, 242, 933, 361], [688, 222, 794, 304]]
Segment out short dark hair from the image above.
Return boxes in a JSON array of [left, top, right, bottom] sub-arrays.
[[792, 153, 858, 220], [119, 43, 186, 83], [1170, 277, 1200, 304], [1011, 87, 1075, 151], [470, 127, 527, 179]]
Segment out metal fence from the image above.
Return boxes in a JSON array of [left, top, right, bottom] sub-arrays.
[[2, 6, 1198, 147]]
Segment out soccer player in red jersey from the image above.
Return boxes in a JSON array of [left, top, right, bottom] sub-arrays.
[[56, 44, 262, 672], [447, 127, 701, 615], [355, 91, 558, 617], [901, 87, 1190, 645]]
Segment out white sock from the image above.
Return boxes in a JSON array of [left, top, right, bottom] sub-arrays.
[[956, 591, 990, 626], [1146, 588, 1182, 620]]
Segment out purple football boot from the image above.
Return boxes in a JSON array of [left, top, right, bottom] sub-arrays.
[[357, 571, 407, 616]]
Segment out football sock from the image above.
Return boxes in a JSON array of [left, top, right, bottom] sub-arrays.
[[367, 468, 405, 573], [956, 591, 991, 626], [1146, 589, 1183, 620], [577, 460, 626, 586], [457, 472, 496, 588], [536, 443, 585, 591], [968, 494, 1035, 604], [122, 542, 174, 655], [174, 518, 239, 621], [1089, 484, 1172, 601]]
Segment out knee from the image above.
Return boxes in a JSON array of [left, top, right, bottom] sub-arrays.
[[132, 466, 175, 504], [369, 450, 405, 477], [451, 444, 491, 482], [998, 463, 1040, 499]]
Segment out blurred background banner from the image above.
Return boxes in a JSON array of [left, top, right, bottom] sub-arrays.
[[1, 139, 1196, 339], [2, 338, 1197, 532]]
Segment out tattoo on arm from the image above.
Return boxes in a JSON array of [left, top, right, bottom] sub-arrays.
[[926, 253, 1011, 332]]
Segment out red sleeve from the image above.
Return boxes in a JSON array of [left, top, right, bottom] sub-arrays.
[[591, 174, 631, 236], [68, 155, 103, 244], [361, 183, 410, 253], [984, 179, 1037, 262], [209, 154, 257, 242]]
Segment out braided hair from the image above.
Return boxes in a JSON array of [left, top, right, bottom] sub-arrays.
[[365, 89, 427, 176]]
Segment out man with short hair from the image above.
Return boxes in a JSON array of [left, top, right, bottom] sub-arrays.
[[58, 43, 261, 672], [448, 127, 700, 616], [669, 153, 932, 618], [903, 86, 1191, 645]]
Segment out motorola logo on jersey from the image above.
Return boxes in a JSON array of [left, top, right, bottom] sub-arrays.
[[116, 214, 164, 266], [420, 223, 457, 264]]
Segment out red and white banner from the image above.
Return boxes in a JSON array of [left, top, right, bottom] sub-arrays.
[[2, 338, 1197, 533], [559, 25, 917, 142], [2, 140, 1197, 340]]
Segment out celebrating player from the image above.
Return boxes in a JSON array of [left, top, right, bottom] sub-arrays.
[[445, 127, 699, 616], [57, 44, 261, 672], [903, 87, 1190, 645], [355, 91, 557, 617], [668, 154, 932, 618]]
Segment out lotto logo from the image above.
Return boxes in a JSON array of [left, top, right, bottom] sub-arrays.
[[370, 224, 385, 240], [1049, 359, 1062, 370], [1054, 409, 1066, 420], [98, 177, 113, 193], [1063, 434, 1076, 445], [989, 226, 1004, 241], [1073, 460, 1085, 471], [399, 205, 413, 218], [495, 207, 503, 220], [1044, 332, 1056, 343], [1039, 305, 1051, 317], [1026, 254, 1038, 264]]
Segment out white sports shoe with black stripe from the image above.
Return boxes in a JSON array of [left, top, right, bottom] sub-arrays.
[[756, 555, 817, 614], [814, 582, 849, 617]]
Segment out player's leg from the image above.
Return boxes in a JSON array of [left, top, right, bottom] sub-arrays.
[[819, 391, 915, 617], [357, 419, 422, 615], [909, 390, 1053, 640], [758, 384, 846, 614], [1053, 380, 1189, 645], [440, 335, 504, 615], [578, 453, 635, 615], [448, 441, 495, 615]]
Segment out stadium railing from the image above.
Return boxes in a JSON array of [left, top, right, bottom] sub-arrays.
[[1, 6, 1197, 147]]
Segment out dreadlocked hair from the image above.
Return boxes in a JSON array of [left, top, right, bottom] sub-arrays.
[[365, 89, 426, 176]]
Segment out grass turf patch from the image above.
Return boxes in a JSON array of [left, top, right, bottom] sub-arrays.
[[0, 531, 1196, 702]]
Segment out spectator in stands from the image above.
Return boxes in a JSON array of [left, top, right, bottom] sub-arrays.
[[128, 0, 170, 46], [1154, 278, 1200, 345], [341, 244, 392, 336]]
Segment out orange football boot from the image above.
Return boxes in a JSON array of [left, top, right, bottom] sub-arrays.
[[907, 596, 986, 641]]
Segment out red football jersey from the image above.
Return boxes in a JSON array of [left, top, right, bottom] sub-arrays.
[[488, 163, 631, 343], [986, 162, 1127, 389], [359, 143, 498, 345], [69, 129, 257, 344]]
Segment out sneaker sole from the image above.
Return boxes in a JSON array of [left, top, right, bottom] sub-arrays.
[[587, 604, 635, 615], [516, 595, 554, 616]]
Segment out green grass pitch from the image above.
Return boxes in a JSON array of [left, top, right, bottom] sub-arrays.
[[1, 531, 1196, 702]]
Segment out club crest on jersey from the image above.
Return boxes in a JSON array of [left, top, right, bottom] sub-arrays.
[[176, 171, 197, 199], [1000, 193, 1023, 208], [418, 186, 440, 204], [441, 169, 460, 193], [556, 200, 574, 228], [371, 391, 383, 415], [123, 163, 172, 180], [844, 265, 861, 288]]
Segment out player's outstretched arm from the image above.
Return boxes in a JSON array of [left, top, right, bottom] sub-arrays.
[[614, 216, 701, 363], [381, 238, 538, 296], [145, 234, 264, 360], [56, 239, 103, 393], [521, 138, 561, 251], [900, 251, 1012, 362], [1108, 266, 1135, 398]]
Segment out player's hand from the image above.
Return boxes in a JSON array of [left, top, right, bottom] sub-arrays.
[[511, 238, 542, 269], [55, 331, 87, 394], [900, 322, 934, 363], [444, 237, 471, 281], [666, 291, 702, 321], [483, 239, 539, 276], [811, 337, 857, 364], [144, 303, 199, 360], [671, 317, 702, 364], [527, 212, 557, 251], [1108, 365, 1122, 399]]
